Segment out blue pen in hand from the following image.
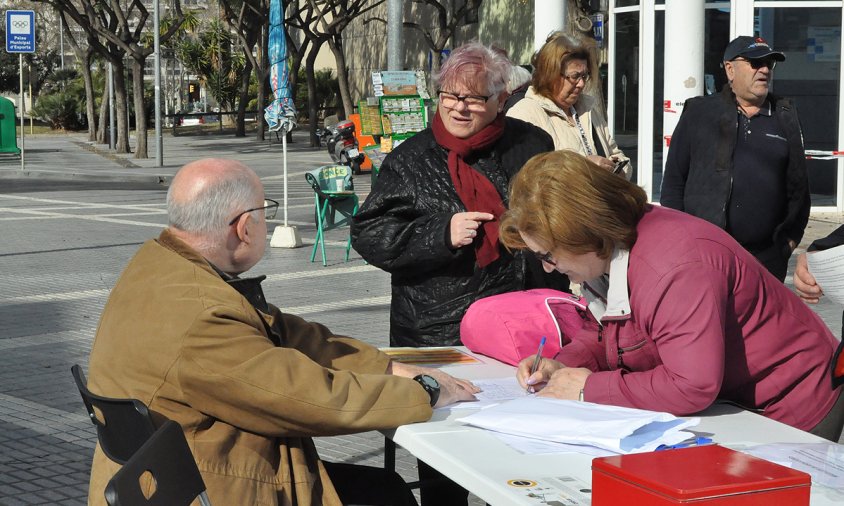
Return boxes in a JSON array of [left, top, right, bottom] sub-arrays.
[[526, 336, 547, 393]]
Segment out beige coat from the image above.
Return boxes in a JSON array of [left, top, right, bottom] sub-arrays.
[[507, 86, 631, 178], [87, 230, 432, 505]]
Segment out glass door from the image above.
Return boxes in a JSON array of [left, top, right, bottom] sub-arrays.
[[755, 6, 842, 209]]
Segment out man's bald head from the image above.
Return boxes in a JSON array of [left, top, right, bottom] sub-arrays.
[[167, 158, 263, 239]]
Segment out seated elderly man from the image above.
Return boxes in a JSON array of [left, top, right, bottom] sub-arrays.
[[85, 158, 477, 506]]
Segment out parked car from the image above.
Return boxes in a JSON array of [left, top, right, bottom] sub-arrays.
[[179, 115, 205, 126]]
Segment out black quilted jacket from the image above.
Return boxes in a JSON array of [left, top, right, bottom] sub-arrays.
[[351, 118, 555, 347]]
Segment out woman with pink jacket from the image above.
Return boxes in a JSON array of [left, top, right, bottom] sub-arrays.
[[501, 150, 844, 441]]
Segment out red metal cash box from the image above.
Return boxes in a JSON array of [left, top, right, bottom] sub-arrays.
[[592, 445, 810, 505]]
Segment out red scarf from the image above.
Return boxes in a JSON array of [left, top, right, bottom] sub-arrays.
[[432, 112, 506, 267]]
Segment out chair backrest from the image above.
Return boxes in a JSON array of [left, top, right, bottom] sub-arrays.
[[104, 420, 210, 506], [71, 364, 157, 464], [306, 165, 354, 195]]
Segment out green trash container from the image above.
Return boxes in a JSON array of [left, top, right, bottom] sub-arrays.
[[0, 96, 21, 155]]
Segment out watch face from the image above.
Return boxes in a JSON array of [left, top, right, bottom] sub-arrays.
[[420, 375, 439, 389], [414, 374, 440, 407]]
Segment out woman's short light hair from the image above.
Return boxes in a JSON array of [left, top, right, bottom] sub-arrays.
[[435, 42, 512, 96], [500, 151, 647, 259], [167, 164, 259, 238], [531, 32, 595, 99]]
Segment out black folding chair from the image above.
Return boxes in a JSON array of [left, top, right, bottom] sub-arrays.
[[104, 420, 212, 506], [71, 364, 157, 464]]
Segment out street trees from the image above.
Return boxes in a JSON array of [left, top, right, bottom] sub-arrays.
[[177, 18, 246, 121], [405, 0, 482, 79], [0, 5, 61, 97], [56, 9, 99, 141], [307, 0, 383, 119], [41, 0, 187, 158], [219, 0, 269, 139]]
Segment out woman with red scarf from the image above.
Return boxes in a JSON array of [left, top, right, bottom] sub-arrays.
[[353, 42, 559, 349], [352, 41, 558, 506]]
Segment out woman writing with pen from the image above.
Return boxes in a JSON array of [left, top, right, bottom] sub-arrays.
[[500, 150, 844, 442]]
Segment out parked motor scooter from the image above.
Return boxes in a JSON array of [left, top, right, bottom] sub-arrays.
[[317, 120, 366, 175]]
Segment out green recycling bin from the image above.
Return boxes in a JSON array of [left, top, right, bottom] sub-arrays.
[[0, 96, 21, 155]]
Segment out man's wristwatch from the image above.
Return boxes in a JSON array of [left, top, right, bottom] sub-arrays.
[[412, 374, 440, 407]]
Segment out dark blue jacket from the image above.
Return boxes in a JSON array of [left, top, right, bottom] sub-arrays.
[[660, 86, 809, 247]]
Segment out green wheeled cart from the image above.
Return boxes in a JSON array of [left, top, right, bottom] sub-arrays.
[[0, 96, 21, 155]]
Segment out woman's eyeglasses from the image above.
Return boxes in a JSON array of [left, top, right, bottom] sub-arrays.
[[531, 250, 557, 267], [563, 72, 591, 85], [437, 91, 492, 110], [228, 199, 280, 225]]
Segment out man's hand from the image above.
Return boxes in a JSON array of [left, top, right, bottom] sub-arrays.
[[537, 367, 592, 400], [794, 252, 823, 304], [425, 368, 480, 408], [516, 354, 565, 392], [449, 212, 494, 249], [389, 361, 479, 408]]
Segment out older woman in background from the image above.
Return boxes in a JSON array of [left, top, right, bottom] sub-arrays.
[[501, 151, 843, 442], [503, 64, 532, 113], [507, 32, 630, 177]]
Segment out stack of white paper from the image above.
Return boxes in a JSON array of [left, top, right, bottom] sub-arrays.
[[457, 396, 699, 454], [806, 246, 844, 305]]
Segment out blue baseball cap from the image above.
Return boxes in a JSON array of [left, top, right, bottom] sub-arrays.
[[723, 36, 785, 62]]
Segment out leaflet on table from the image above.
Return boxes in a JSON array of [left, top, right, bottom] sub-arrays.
[[806, 245, 844, 304], [447, 376, 528, 410], [457, 396, 699, 454], [737, 442, 844, 488], [381, 346, 481, 366]]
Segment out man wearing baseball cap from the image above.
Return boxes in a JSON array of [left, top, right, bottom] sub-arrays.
[[661, 36, 809, 282]]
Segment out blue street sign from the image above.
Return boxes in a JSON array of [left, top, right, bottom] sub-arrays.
[[6, 10, 35, 54]]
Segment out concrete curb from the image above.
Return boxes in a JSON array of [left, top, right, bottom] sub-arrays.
[[0, 168, 172, 184]]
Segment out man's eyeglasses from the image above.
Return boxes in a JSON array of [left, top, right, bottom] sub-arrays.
[[437, 91, 493, 110], [228, 199, 280, 225], [531, 250, 557, 267], [733, 58, 777, 70], [563, 72, 591, 85]]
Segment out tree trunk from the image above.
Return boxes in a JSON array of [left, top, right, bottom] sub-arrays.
[[132, 56, 149, 159], [112, 59, 131, 154], [58, 12, 97, 141], [235, 57, 252, 137], [97, 75, 109, 145], [79, 51, 97, 142], [255, 24, 267, 142], [286, 33, 309, 145], [305, 42, 321, 147], [328, 38, 353, 119]]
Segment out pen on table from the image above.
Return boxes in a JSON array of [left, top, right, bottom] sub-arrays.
[[526, 336, 547, 393], [655, 437, 714, 451]]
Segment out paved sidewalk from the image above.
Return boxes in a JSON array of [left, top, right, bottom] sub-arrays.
[[0, 132, 842, 505], [0, 130, 331, 183]]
